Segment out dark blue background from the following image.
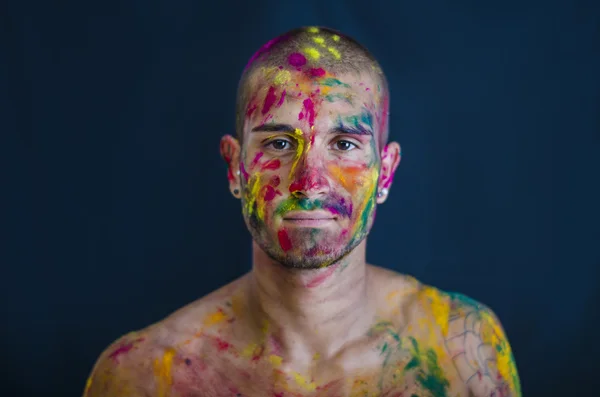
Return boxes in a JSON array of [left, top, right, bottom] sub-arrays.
[[3, 0, 599, 396]]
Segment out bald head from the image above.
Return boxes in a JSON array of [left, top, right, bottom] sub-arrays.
[[236, 26, 389, 145]]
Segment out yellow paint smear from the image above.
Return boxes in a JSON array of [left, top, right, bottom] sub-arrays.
[[242, 343, 263, 359], [480, 310, 519, 394], [153, 348, 175, 397], [274, 69, 291, 86], [332, 34, 340, 41], [303, 47, 320, 60], [328, 47, 341, 60], [292, 372, 317, 391], [289, 129, 305, 179], [307, 27, 319, 33], [269, 354, 283, 367], [313, 36, 326, 47]]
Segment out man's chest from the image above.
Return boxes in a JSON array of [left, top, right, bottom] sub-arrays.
[[164, 337, 467, 397]]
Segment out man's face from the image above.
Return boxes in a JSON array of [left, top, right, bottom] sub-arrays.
[[225, 56, 397, 269]]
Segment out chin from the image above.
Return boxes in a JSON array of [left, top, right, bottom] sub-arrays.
[[255, 230, 364, 269]]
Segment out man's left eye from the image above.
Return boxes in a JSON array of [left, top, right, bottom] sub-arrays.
[[335, 140, 357, 151]]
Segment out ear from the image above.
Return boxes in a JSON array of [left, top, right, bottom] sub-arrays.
[[377, 141, 401, 204], [220, 134, 242, 198]]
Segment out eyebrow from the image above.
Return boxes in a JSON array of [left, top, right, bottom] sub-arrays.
[[329, 125, 373, 136], [251, 123, 295, 133]]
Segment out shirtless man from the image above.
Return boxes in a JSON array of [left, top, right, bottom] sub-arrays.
[[84, 27, 521, 397]]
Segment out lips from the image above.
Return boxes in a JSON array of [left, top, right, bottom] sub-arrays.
[[283, 210, 336, 220]]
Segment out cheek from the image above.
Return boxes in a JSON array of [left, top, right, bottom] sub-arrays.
[[327, 164, 376, 195]]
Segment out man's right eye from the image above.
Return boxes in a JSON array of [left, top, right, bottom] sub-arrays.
[[267, 139, 293, 151]]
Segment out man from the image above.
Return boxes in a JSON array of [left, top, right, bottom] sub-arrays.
[[84, 27, 521, 397]]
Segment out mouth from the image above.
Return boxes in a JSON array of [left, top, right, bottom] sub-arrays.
[[282, 211, 337, 227]]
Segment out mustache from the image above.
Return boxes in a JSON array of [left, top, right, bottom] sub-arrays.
[[274, 194, 353, 218]]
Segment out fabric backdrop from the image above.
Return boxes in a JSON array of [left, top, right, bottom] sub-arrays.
[[3, 0, 599, 396]]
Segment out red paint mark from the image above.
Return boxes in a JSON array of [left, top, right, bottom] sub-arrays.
[[263, 185, 281, 201], [274, 393, 284, 397], [262, 86, 277, 115], [302, 98, 315, 126], [298, 110, 304, 120], [277, 90, 286, 106], [306, 264, 340, 288], [108, 337, 145, 362], [277, 229, 292, 251], [289, 171, 325, 194], [215, 338, 231, 352], [240, 163, 249, 182], [261, 159, 280, 171], [246, 103, 257, 117], [288, 52, 307, 67], [270, 175, 281, 187], [251, 152, 264, 169], [245, 36, 288, 70], [309, 67, 326, 77], [288, 179, 303, 193]]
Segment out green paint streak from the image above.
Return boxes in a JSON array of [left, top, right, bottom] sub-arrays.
[[323, 93, 353, 104], [381, 342, 388, 354], [415, 349, 450, 397], [360, 111, 373, 129], [446, 291, 481, 309], [320, 78, 350, 88], [275, 198, 323, 216], [404, 356, 420, 372]]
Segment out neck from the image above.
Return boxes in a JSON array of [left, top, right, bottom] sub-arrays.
[[247, 240, 375, 363]]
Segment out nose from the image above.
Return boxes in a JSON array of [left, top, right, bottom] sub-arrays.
[[288, 155, 329, 199]]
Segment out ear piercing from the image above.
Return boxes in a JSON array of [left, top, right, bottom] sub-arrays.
[[377, 188, 388, 198], [233, 188, 240, 196], [236, 170, 241, 176]]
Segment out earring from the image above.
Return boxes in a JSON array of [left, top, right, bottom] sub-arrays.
[[233, 188, 240, 196], [236, 170, 241, 176], [377, 188, 388, 198]]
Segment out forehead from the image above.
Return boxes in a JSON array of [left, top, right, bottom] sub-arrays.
[[243, 68, 383, 135]]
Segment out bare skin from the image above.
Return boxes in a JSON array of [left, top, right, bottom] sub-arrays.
[[84, 30, 521, 397]]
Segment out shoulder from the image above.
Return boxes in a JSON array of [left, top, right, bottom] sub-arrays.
[[444, 292, 522, 397], [370, 267, 521, 396], [83, 274, 250, 397]]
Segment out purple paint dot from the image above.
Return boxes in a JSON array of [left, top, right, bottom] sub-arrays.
[[288, 52, 307, 67]]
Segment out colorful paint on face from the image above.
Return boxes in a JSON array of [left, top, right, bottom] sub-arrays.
[[288, 52, 306, 67], [240, 38, 388, 269]]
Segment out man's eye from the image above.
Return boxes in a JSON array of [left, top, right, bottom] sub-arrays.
[[267, 139, 293, 150], [335, 140, 357, 151]]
